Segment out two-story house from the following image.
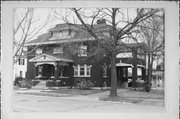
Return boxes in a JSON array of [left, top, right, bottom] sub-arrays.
[[25, 19, 147, 88]]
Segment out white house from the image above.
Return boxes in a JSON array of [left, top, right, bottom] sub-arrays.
[[13, 56, 27, 80]]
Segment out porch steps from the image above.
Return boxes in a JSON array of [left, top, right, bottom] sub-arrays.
[[32, 80, 47, 90]]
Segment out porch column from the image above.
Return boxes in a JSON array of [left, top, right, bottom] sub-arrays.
[[142, 67, 146, 81], [33, 63, 37, 79], [54, 62, 59, 81]]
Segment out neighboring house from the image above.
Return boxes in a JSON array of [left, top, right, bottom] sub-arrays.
[[24, 19, 147, 87], [151, 71, 164, 88], [13, 56, 27, 80], [151, 63, 164, 88]]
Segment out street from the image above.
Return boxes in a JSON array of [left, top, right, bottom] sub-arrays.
[[13, 93, 164, 112]]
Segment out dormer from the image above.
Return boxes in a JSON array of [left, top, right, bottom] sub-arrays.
[[49, 24, 77, 40]]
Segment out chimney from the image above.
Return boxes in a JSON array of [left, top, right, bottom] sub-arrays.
[[97, 19, 106, 24]]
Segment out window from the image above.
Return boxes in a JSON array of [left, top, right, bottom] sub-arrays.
[[103, 63, 107, 77], [78, 45, 87, 56], [18, 58, 25, 65], [74, 66, 78, 76], [36, 48, 42, 55], [53, 47, 63, 54], [73, 64, 92, 77], [87, 66, 91, 76], [20, 71, 22, 77]]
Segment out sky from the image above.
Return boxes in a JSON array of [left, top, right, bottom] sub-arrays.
[[13, 7, 164, 69], [14, 7, 138, 43]]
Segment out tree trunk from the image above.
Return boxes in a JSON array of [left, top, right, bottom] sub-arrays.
[[132, 49, 137, 88], [146, 52, 152, 91], [109, 51, 118, 97]]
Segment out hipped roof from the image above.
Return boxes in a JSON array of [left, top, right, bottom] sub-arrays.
[[25, 23, 148, 52]]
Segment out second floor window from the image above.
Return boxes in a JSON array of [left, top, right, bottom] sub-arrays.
[[73, 64, 92, 77], [53, 47, 63, 54], [78, 45, 87, 57], [36, 48, 42, 55], [18, 58, 25, 65]]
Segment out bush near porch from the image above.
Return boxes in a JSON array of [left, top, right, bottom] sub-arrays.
[[74, 78, 95, 90]]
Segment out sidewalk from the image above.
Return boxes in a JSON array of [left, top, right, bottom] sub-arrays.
[[14, 86, 164, 106]]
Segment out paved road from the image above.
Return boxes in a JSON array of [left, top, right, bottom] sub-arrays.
[[13, 93, 164, 112]]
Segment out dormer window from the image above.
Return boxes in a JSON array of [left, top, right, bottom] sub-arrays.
[[52, 30, 76, 39], [78, 45, 87, 57], [36, 48, 42, 55], [53, 47, 63, 54]]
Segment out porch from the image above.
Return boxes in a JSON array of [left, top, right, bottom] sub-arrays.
[[29, 54, 73, 85]]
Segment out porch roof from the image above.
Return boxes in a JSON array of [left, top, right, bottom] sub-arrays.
[[29, 54, 73, 63], [116, 62, 132, 67], [116, 62, 145, 68]]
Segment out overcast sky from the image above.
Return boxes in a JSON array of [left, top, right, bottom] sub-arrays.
[[14, 8, 138, 42]]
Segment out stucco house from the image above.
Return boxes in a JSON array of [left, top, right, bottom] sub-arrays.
[[24, 19, 147, 88]]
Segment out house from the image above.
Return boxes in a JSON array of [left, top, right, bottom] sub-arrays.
[[24, 19, 147, 88], [151, 63, 164, 88], [13, 56, 27, 80]]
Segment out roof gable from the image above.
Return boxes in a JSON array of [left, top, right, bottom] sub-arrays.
[[29, 54, 73, 62]]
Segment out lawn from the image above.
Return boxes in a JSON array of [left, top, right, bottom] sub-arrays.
[[41, 87, 109, 95]]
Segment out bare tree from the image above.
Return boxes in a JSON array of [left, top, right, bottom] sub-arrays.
[[138, 10, 164, 91], [13, 8, 52, 64], [71, 8, 161, 97], [53, 8, 160, 97]]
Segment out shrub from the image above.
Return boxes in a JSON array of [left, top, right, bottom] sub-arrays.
[[144, 84, 151, 92], [14, 77, 32, 89], [74, 78, 94, 90], [20, 80, 32, 89], [46, 80, 57, 87], [14, 77, 23, 86]]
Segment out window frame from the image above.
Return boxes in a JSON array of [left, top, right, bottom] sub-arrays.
[[73, 64, 92, 77], [103, 63, 108, 78], [78, 45, 87, 57], [53, 47, 63, 54]]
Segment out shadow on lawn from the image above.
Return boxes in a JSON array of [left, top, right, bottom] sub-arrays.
[[41, 87, 109, 95]]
